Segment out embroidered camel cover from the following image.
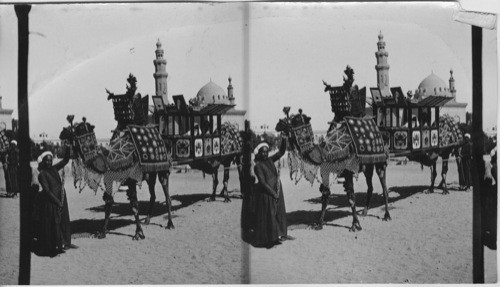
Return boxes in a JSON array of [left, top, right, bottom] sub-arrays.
[[0, 130, 9, 153], [127, 125, 171, 172], [439, 115, 463, 148], [344, 117, 387, 164]]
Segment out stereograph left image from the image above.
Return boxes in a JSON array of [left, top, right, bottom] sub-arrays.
[[0, 1, 497, 285], [0, 3, 249, 284]]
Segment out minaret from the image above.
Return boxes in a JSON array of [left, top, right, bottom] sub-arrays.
[[375, 31, 391, 97], [227, 77, 235, 105], [153, 39, 169, 105], [449, 69, 456, 99]]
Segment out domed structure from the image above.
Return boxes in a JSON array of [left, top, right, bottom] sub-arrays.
[[416, 72, 451, 98], [196, 80, 230, 105]]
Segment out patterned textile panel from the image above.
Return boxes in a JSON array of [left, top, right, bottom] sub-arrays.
[[204, 138, 212, 156], [175, 139, 191, 158], [76, 132, 99, 163], [127, 125, 171, 172], [328, 86, 350, 113], [111, 96, 134, 124], [393, 131, 408, 150], [106, 133, 136, 170], [422, 130, 430, 148], [221, 122, 241, 155], [321, 125, 352, 161], [430, 130, 439, 147], [213, 138, 220, 155], [439, 115, 463, 147], [292, 124, 314, 153], [0, 130, 9, 152], [194, 139, 203, 157], [344, 117, 387, 164], [412, 131, 421, 149]]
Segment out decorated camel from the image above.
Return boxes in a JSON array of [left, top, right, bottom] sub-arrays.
[[275, 66, 391, 232], [275, 66, 464, 231], [59, 74, 242, 239], [60, 121, 174, 240], [404, 114, 463, 195]]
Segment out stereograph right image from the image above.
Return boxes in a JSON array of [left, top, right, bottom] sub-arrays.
[[243, 2, 497, 284]]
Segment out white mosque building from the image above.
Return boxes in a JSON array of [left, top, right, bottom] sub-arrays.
[[152, 39, 246, 130], [374, 32, 467, 122]]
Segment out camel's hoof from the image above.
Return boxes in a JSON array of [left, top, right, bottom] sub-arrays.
[[96, 232, 107, 239], [133, 231, 145, 240], [383, 214, 392, 221], [207, 196, 216, 202], [166, 221, 175, 230], [224, 198, 231, 203], [313, 223, 323, 230], [349, 223, 362, 232], [442, 190, 449, 195], [424, 189, 434, 194], [144, 216, 151, 225]]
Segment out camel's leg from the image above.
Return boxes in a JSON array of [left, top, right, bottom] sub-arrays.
[[145, 172, 157, 225], [97, 192, 114, 239], [376, 163, 391, 221], [344, 171, 362, 232], [316, 183, 331, 230], [127, 181, 145, 240], [440, 156, 449, 195], [158, 171, 174, 229], [208, 167, 219, 202], [362, 164, 374, 217], [426, 162, 437, 194]]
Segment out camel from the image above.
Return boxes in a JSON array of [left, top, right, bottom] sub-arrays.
[[276, 108, 390, 232], [60, 117, 174, 240], [274, 66, 464, 232], [274, 69, 390, 232], [58, 75, 243, 239], [404, 114, 464, 195]]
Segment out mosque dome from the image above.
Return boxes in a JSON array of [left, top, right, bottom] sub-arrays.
[[417, 72, 451, 98], [196, 80, 229, 105]]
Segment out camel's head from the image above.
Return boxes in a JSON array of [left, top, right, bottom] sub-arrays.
[[59, 116, 97, 160]]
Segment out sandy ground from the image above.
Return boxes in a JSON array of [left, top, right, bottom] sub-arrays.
[[0, 159, 496, 284]]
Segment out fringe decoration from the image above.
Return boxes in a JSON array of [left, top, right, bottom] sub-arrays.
[[324, 145, 351, 162], [107, 156, 135, 170]]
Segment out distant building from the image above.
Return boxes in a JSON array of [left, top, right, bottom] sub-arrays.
[[372, 31, 467, 122], [414, 70, 467, 123], [153, 39, 246, 130], [0, 97, 14, 130], [192, 78, 246, 129]]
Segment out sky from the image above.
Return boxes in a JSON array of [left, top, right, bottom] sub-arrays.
[[0, 1, 497, 139]]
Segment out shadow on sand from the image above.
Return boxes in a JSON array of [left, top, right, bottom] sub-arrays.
[[288, 185, 433, 229], [71, 193, 222, 238]]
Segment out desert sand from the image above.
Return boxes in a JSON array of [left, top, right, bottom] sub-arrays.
[[0, 158, 496, 284]]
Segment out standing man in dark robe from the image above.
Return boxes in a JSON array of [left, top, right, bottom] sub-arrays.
[[454, 146, 466, 189], [1, 150, 11, 196], [36, 143, 77, 257], [6, 140, 19, 197], [253, 135, 294, 248], [460, 133, 473, 191]]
